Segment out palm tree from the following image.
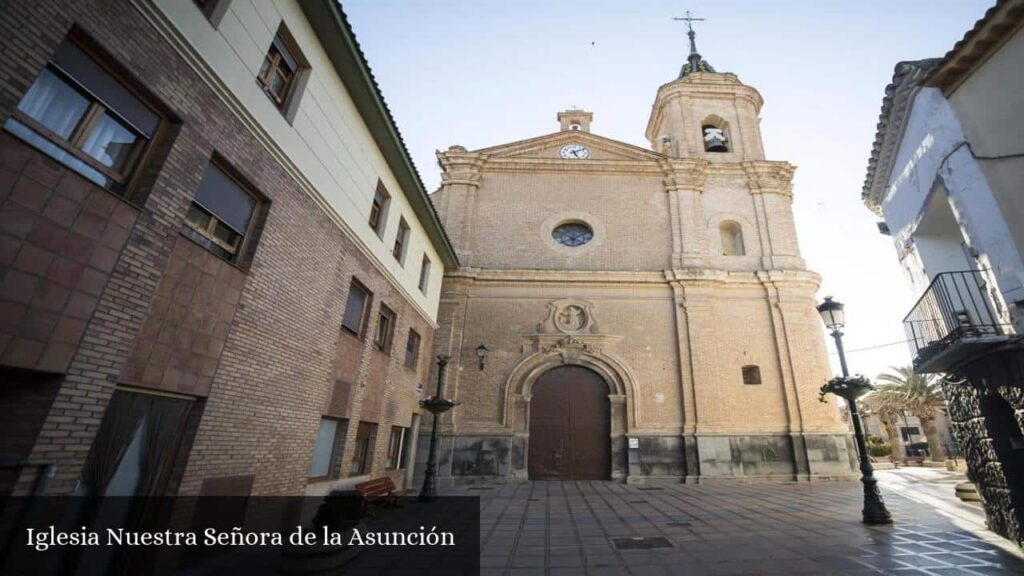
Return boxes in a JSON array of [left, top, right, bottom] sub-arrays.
[[859, 393, 906, 460], [873, 366, 947, 461]]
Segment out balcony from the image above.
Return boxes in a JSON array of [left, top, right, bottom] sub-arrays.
[[904, 270, 1015, 373]]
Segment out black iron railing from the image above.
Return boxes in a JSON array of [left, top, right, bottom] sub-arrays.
[[903, 270, 1010, 367]]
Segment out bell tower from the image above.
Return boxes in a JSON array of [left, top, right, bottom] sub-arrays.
[[646, 14, 766, 161]]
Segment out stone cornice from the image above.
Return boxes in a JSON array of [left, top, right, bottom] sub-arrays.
[[474, 129, 663, 161], [436, 146, 487, 188], [437, 132, 672, 179], [659, 158, 709, 192], [446, 268, 669, 285], [442, 267, 822, 288], [742, 161, 796, 197], [481, 158, 665, 176], [437, 147, 788, 184]]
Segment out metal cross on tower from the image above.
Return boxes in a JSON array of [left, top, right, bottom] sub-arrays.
[[672, 10, 705, 34], [672, 10, 710, 76], [672, 10, 705, 56]]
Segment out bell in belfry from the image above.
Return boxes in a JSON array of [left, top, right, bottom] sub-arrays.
[[702, 125, 728, 152]]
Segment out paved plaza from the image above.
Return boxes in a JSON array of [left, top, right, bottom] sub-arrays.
[[460, 470, 1024, 576]]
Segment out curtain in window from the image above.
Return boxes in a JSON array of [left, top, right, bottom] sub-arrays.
[[137, 395, 193, 496], [81, 113, 138, 171], [52, 39, 159, 138], [17, 69, 89, 139], [81, 392, 148, 496], [81, 391, 194, 497]]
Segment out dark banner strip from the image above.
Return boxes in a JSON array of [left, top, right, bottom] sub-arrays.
[[0, 495, 480, 575]]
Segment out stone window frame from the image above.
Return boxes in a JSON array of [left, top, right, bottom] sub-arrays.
[[541, 211, 606, 256]]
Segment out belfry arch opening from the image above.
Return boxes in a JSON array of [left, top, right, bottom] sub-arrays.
[[527, 365, 611, 480], [702, 115, 730, 152]]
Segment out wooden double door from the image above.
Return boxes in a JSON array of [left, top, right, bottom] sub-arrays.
[[527, 366, 611, 480]]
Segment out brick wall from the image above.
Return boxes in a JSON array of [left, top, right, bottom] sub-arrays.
[[0, 0, 434, 497]]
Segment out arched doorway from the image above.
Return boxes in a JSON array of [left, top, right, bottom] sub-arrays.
[[528, 366, 611, 480]]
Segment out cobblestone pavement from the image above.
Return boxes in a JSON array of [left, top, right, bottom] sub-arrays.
[[460, 479, 1024, 576]]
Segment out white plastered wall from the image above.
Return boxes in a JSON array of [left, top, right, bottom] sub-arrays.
[[880, 86, 1024, 329]]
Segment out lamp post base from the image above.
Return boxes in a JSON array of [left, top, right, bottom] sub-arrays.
[[861, 474, 893, 525], [417, 462, 437, 502]]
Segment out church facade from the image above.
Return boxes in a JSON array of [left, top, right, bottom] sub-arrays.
[[421, 39, 856, 484]]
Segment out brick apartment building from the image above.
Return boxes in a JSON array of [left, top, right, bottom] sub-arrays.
[[0, 0, 456, 503]]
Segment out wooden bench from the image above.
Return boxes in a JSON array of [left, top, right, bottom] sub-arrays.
[[354, 477, 406, 510]]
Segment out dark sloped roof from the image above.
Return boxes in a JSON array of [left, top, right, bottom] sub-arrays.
[[925, 0, 1024, 94], [679, 58, 716, 78], [862, 0, 1024, 213], [861, 59, 941, 213]]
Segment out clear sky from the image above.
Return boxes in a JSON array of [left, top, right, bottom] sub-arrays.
[[344, 0, 994, 380]]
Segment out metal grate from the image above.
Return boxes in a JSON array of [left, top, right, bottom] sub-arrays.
[[467, 486, 492, 491], [637, 487, 663, 491], [611, 537, 674, 550]]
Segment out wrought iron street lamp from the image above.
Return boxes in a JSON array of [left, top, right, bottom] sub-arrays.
[[418, 355, 456, 502], [817, 296, 893, 525]]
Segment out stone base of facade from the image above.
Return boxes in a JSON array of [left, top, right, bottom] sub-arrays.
[[414, 432, 857, 487], [943, 347, 1024, 546]]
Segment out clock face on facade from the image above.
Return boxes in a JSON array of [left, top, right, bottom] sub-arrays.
[[559, 144, 591, 159]]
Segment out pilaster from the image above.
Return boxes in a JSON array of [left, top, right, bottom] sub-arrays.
[[759, 274, 804, 435], [431, 276, 474, 434], [661, 158, 709, 268], [669, 280, 698, 435], [677, 293, 716, 436], [743, 161, 804, 269], [436, 146, 486, 265]]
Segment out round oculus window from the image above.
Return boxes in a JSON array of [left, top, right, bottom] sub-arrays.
[[552, 222, 593, 247]]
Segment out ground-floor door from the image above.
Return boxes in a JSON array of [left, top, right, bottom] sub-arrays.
[[528, 365, 610, 480]]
